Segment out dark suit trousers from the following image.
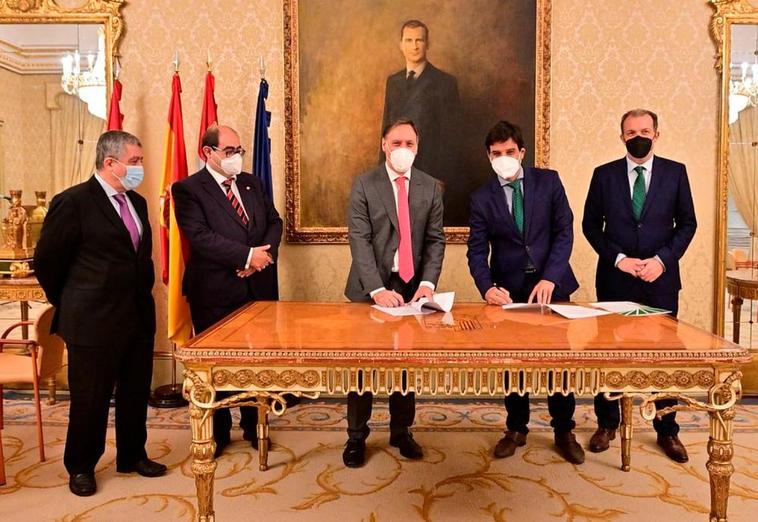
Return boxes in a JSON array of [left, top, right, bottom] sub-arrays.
[[505, 273, 576, 435], [64, 334, 153, 474], [594, 286, 679, 435], [190, 303, 258, 441], [347, 274, 416, 441]]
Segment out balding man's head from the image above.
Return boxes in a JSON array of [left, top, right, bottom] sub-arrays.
[[201, 124, 245, 177]]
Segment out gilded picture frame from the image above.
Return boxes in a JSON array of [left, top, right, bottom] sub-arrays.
[[284, 0, 552, 243]]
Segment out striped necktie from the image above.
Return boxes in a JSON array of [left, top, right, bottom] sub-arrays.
[[221, 178, 249, 226]]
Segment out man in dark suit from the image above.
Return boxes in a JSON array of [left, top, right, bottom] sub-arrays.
[[381, 19, 463, 225], [34, 131, 166, 497], [467, 121, 584, 464], [343, 118, 445, 468], [172, 125, 283, 458], [582, 109, 697, 463]]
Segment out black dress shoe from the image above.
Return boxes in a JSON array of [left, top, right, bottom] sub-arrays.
[[389, 433, 423, 460], [342, 439, 366, 468], [588, 427, 616, 453], [657, 435, 689, 463], [493, 430, 527, 458], [69, 473, 97, 496], [117, 458, 167, 477], [242, 430, 260, 450], [555, 431, 585, 464]]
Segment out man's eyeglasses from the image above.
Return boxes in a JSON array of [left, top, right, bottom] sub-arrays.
[[212, 146, 246, 158]]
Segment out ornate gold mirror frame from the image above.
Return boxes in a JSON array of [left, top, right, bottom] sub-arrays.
[[711, 0, 758, 392], [0, 0, 126, 101]]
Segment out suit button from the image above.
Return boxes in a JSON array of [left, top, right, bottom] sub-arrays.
[[525, 246, 531, 252], [637, 224, 642, 229]]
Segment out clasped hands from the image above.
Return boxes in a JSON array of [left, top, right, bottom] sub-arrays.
[[617, 257, 663, 282], [372, 285, 434, 307], [485, 279, 555, 306], [236, 244, 273, 278]]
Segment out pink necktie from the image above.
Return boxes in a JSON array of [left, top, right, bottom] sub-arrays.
[[113, 193, 140, 251], [395, 176, 414, 283]]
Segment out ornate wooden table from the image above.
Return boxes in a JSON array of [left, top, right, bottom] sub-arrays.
[[176, 302, 750, 522], [726, 269, 758, 344], [0, 276, 46, 339]]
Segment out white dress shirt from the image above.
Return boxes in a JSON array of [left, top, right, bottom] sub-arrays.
[[369, 164, 435, 297], [94, 173, 143, 237], [406, 61, 427, 80], [497, 167, 525, 213], [615, 155, 665, 270], [206, 164, 255, 269]]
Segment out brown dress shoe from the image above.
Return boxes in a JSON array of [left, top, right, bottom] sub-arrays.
[[494, 430, 527, 458], [657, 435, 689, 463], [555, 431, 585, 464], [588, 427, 616, 453]]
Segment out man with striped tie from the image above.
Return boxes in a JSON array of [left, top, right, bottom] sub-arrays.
[[582, 109, 697, 463], [172, 124, 283, 457]]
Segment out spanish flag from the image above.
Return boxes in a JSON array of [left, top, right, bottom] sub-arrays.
[[159, 72, 192, 344], [106, 78, 123, 131], [197, 70, 218, 160]]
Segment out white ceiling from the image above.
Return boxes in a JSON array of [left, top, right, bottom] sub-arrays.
[[0, 23, 102, 75]]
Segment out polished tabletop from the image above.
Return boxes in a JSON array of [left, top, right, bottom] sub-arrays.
[[176, 302, 749, 365]]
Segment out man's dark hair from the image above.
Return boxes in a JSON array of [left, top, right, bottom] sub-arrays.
[[201, 124, 220, 151], [620, 108, 659, 134], [95, 130, 141, 169], [382, 118, 420, 139], [485, 121, 525, 152], [400, 19, 429, 41]]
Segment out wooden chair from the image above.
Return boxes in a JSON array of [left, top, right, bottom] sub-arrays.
[[0, 305, 65, 486]]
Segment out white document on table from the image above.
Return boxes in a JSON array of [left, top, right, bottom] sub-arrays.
[[502, 302, 611, 319], [590, 301, 671, 316], [372, 291, 455, 316]]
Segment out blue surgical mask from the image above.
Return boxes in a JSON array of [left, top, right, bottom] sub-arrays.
[[115, 161, 144, 191]]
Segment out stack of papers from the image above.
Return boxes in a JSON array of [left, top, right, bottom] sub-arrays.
[[502, 303, 611, 319], [372, 291, 455, 317], [590, 301, 671, 316]]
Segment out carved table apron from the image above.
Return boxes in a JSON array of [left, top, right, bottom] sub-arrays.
[[176, 302, 750, 522]]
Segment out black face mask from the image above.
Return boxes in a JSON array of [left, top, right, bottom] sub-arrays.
[[625, 135, 653, 159]]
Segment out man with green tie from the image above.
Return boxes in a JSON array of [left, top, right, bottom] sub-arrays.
[[582, 109, 697, 463]]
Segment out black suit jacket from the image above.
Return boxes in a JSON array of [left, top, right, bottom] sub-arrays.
[[34, 176, 156, 346], [381, 62, 462, 224], [467, 168, 579, 300], [582, 155, 697, 298], [172, 168, 282, 329]]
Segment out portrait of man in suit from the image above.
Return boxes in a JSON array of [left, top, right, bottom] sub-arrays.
[[466, 120, 584, 464], [34, 130, 166, 497], [172, 125, 283, 458], [380, 19, 462, 226], [582, 108, 697, 463], [343, 118, 445, 468]]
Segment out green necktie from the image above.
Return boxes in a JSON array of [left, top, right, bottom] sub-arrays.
[[508, 179, 524, 234], [631, 166, 646, 221]]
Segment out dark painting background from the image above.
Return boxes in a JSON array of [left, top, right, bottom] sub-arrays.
[[298, 0, 536, 228]]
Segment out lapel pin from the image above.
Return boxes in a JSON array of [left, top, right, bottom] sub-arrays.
[[246, 186, 251, 190]]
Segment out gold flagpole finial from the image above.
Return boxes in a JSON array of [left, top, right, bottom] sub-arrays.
[[206, 50, 212, 72], [172, 50, 180, 73], [114, 57, 121, 80], [259, 55, 266, 79]]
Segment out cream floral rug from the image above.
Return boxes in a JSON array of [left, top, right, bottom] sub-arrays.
[[1, 395, 756, 521]]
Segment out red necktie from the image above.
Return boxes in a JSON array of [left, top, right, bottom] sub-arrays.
[[221, 178, 249, 226], [395, 176, 414, 283]]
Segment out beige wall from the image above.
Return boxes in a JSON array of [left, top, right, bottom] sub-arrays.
[[0, 69, 56, 207], [115, 1, 718, 381]]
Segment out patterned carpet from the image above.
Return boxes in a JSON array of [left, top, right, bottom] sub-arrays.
[[1, 395, 757, 521]]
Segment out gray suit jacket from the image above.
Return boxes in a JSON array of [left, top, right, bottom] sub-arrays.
[[345, 164, 445, 302]]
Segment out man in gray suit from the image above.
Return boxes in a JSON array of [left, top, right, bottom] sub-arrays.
[[343, 118, 445, 468]]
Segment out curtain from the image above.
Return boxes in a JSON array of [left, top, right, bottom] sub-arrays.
[[51, 93, 105, 196]]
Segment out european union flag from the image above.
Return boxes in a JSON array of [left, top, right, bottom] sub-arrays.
[[253, 79, 273, 200]]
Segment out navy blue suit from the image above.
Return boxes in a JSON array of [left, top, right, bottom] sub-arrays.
[[467, 167, 578, 434], [582, 155, 697, 434]]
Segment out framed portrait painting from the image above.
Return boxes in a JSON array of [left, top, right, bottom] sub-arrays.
[[284, 0, 551, 242]]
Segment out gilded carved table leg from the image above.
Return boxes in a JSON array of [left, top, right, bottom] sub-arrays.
[[189, 399, 216, 521], [620, 395, 633, 472], [707, 406, 735, 522], [257, 398, 270, 471]]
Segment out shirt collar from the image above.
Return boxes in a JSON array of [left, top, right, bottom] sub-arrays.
[[406, 61, 427, 78], [384, 162, 413, 182], [626, 155, 654, 175], [206, 163, 234, 185], [94, 172, 121, 198], [497, 166, 524, 187]]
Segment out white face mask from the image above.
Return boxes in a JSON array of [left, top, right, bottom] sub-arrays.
[[219, 153, 243, 177], [388, 147, 415, 173], [491, 155, 521, 180]]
